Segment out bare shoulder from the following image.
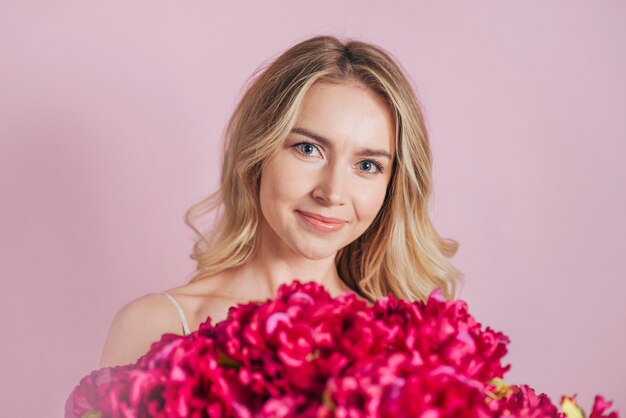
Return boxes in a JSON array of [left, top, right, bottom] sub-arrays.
[[98, 292, 184, 369], [163, 275, 243, 330], [98, 271, 255, 368]]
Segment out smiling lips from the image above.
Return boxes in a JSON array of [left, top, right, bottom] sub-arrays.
[[296, 210, 347, 232]]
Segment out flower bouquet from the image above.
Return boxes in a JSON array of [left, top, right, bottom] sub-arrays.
[[66, 281, 619, 417]]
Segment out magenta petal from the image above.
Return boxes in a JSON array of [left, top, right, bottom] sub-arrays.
[[265, 312, 291, 336]]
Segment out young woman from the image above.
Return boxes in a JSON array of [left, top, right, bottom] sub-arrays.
[[99, 35, 463, 368]]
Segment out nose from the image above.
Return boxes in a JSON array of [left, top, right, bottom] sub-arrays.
[[312, 162, 347, 206]]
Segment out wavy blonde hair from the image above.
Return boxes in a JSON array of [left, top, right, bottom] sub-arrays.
[[184, 35, 463, 302]]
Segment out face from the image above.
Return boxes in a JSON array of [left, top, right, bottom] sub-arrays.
[[258, 80, 396, 260]]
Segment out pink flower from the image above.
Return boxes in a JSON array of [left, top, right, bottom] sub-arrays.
[[65, 365, 133, 418], [67, 334, 251, 417], [488, 384, 563, 418], [325, 352, 492, 418], [372, 289, 511, 384], [590, 395, 620, 418], [560, 394, 620, 418], [65, 281, 620, 418]]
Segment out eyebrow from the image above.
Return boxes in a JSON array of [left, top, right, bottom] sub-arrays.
[[290, 127, 393, 160]]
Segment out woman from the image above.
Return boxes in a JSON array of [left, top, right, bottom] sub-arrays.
[[99, 35, 463, 368]]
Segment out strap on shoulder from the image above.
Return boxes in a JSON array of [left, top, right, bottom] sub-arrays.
[[159, 291, 191, 336]]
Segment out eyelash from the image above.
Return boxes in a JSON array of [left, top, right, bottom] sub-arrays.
[[292, 141, 385, 175]]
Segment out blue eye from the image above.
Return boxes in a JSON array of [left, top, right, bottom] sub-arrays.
[[292, 141, 384, 175], [294, 142, 322, 158], [359, 160, 384, 175]]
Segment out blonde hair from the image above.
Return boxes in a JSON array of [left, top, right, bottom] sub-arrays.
[[184, 35, 463, 302]]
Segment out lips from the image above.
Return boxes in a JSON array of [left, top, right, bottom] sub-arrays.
[[296, 210, 347, 232], [296, 210, 347, 224]]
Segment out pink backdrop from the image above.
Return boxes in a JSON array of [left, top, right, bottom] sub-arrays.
[[1, 1, 624, 415]]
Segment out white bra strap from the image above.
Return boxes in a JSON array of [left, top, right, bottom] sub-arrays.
[[159, 292, 190, 336]]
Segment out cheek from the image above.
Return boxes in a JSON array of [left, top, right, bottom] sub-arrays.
[[260, 158, 311, 212], [354, 183, 389, 223]]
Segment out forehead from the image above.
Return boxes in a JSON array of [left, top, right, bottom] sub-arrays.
[[294, 81, 396, 155]]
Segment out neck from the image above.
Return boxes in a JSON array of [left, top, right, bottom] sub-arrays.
[[224, 223, 352, 301]]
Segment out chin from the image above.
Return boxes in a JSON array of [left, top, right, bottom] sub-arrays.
[[295, 243, 340, 260]]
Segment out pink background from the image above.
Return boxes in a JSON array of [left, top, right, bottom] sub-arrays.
[[1, 1, 624, 415]]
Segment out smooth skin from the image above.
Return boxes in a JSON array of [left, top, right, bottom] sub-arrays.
[[99, 80, 396, 368]]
